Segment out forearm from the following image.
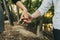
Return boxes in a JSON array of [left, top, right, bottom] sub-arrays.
[[31, 10, 41, 19], [16, 1, 27, 11]]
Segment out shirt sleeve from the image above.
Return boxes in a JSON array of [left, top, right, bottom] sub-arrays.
[[38, 0, 53, 16], [12, 0, 21, 4]]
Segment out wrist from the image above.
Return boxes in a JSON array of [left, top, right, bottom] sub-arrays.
[[23, 9, 28, 14], [23, 8, 28, 12], [31, 14, 35, 19]]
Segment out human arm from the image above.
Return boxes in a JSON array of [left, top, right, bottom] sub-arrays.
[[12, 0, 29, 19], [31, 0, 53, 19], [12, 0, 27, 11], [23, 0, 53, 23]]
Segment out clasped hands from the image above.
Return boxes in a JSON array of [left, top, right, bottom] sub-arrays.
[[20, 11, 33, 23]]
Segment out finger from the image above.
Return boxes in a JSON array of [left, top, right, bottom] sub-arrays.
[[20, 16, 24, 21], [23, 20, 31, 23], [24, 15, 28, 19], [24, 13, 29, 18]]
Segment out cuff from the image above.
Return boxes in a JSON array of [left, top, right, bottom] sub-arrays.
[[12, 0, 21, 4], [38, 7, 45, 16]]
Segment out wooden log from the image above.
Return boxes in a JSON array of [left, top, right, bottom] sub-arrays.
[[12, 26, 37, 38]]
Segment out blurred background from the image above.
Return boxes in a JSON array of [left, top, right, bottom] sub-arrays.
[[0, 0, 54, 40]]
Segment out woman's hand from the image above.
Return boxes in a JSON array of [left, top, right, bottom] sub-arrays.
[[20, 12, 32, 23]]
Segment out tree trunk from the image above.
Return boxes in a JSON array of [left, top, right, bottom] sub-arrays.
[[3, 0, 14, 26]]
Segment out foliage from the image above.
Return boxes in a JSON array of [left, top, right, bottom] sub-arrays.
[[0, 0, 54, 26]]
